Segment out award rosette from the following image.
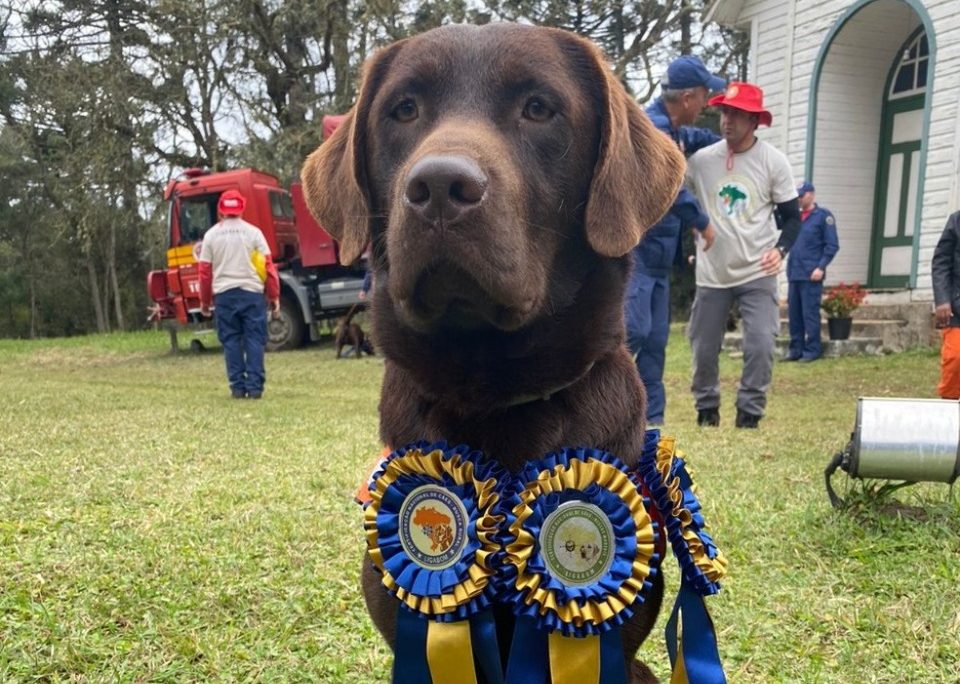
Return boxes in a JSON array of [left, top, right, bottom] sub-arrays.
[[363, 441, 506, 684], [500, 447, 661, 684], [638, 430, 729, 684]]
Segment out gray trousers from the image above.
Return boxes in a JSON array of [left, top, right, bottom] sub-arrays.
[[687, 275, 780, 417]]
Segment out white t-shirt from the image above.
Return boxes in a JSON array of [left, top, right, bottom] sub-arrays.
[[198, 217, 271, 295], [686, 139, 797, 287]]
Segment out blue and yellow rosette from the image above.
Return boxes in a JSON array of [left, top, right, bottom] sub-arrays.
[[638, 430, 729, 684], [500, 447, 661, 684], [364, 441, 507, 684]]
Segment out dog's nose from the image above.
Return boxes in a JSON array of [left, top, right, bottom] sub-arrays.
[[404, 155, 487, 225]]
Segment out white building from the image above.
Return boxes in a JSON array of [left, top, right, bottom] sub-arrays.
[[705, 0, 960, 303]]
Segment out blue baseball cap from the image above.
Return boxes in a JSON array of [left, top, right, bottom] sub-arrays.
[[662, 56, 727, 92], [797, 181, 815, 195]]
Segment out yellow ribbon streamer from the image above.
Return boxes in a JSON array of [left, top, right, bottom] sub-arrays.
[[549, 631, 600, 684], [426, 620, 478, 684], [670, 640, 689, 684]]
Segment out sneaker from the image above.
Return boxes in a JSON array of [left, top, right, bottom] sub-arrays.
[[697, 408, 720, 427], [735, 409, 761, 428], [231, 389, 246, 399], [248, 391, 263, 400]]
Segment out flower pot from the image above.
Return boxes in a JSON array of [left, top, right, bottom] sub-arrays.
[[827, 316, 852, 341]]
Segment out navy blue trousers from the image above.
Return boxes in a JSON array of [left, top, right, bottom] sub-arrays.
[[788, 280, 824, 360], [214, 288, 267, 395], [624, 270, 670, 424]]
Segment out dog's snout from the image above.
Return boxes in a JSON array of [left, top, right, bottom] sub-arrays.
[[404, 155, 487, 224]]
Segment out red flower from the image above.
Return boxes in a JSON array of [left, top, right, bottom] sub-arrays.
[[822, 282, 867, 318]]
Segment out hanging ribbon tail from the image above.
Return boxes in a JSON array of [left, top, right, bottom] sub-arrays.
[[504, 615, 549, 684], [598, 628, 629, 684], [394, 606, 432, 684], [504, 621, 627, 684], [665, 582, 726, 684], [470, 609, 505, 684]]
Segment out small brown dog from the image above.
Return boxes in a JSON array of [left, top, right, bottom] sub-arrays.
[[302, 23, 683, 682], [334, 304, 373, 359]]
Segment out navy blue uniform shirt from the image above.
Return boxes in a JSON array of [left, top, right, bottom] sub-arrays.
[[635, 98, 719, 275], [787, 205, 839, 281]]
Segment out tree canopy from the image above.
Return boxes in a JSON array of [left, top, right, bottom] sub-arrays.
[[0, 0, 745, 338]]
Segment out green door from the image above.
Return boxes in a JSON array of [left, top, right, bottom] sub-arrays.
[[869, 30, 927, 288]]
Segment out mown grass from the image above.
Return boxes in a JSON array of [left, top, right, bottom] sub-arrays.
[[1, 328, 958, 683]]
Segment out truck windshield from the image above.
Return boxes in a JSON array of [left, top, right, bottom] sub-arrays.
[[175, 194, 219, 245]]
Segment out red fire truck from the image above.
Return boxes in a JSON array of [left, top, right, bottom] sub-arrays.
[[147, 119, 364, 351]]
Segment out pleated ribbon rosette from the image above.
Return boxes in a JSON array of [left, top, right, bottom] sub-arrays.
[[498, 447, 661, 684], [637, 430, 729, 684], [363, 442, 507, 684]]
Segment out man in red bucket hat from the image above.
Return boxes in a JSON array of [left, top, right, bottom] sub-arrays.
[[684, 82, 802, 429]]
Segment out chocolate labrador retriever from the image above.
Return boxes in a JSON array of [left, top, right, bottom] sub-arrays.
[[302, 23, 683, 682]]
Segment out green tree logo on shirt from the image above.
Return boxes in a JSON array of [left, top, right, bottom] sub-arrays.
[[717, 183, 748, 217]]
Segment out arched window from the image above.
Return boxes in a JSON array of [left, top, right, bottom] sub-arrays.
[[889, 31, 928, 99]]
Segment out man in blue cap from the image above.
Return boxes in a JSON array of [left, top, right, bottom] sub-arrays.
[[625, 55, 724, 426], [786, 182, 839, 362]]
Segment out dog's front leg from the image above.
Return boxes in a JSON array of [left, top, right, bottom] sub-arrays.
[[360, 556, 399, 646]]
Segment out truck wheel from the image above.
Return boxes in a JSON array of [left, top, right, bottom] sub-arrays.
[[267, 298, 305, 351]]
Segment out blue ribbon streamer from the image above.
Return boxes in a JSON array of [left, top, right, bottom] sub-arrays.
[[665, 582, 726, 684], [599, 628, 628, 684], [394, 606, 431, 684], [504, 615, 549, 684], [471, 609, 505, 684]]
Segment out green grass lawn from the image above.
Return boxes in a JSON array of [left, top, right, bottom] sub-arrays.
[[1, 329, 958, 683]]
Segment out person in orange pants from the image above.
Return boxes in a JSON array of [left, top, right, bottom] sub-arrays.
[[932, 211, 960, 399]]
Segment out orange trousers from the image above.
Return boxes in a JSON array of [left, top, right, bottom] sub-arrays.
[[939, 327, 960, 399]]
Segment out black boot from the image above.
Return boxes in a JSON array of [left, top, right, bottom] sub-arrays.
[[697, 408, 720, 427], [735, 408, 761, 428]]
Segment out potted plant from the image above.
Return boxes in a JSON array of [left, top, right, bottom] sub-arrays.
[[821, 282, 868, 340]]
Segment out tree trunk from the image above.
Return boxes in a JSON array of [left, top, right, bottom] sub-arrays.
[[109, 221, 125, 331], [87, 253, 108, 333]]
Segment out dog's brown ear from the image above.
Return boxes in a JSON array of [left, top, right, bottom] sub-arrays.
[[300, 43, 403, 265], [563, 36, 685, 258]]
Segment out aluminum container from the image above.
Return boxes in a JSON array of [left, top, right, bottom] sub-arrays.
[[851, 397, 960, 483]]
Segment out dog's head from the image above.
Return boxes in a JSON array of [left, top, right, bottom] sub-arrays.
[[303, 23, 682, 330]]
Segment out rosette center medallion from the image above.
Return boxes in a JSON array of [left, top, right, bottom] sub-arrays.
[[539, 501, 615, 587], [398, 484, 469, 570]]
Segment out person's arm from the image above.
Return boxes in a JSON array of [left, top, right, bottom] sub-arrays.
[[198, 261, 213, 315], [819, 211, 839, 270], [759, 198, 800, 275], [264, 254, 280, 302], [678, 126, 721, 157], [932, 213, 959, 327], [774, 198, 801, 253], [198, 237, 214, 316], [670, 187, 715, 251]]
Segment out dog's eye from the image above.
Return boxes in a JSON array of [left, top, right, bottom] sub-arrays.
[[522, 97, 554, 122], [391, 98, 419, 123]]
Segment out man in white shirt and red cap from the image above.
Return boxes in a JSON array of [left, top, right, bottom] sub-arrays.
[[684, 82, 802, 428], [198, 189, 280, 399]]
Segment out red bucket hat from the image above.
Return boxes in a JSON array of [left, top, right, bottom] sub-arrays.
[[708, 82, 772, 127], [218, 189, 246, 216]]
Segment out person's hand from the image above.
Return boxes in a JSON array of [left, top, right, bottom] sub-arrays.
[[936, 302, 952, 328], [698, 223, 716, 252], [359, 290, 366, 300], [269, 299, 281, 320], [201, 304, 212, 318], [810, 267, 824, 282], [759, 247, 783, 275]]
